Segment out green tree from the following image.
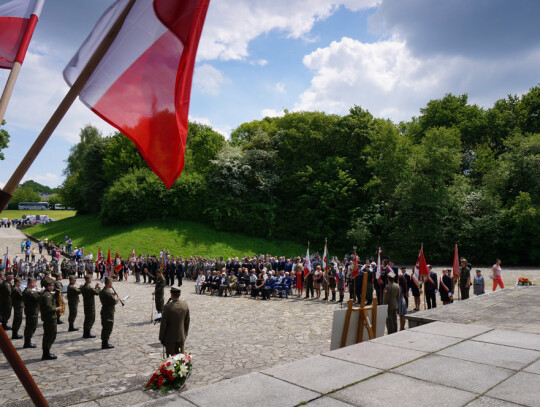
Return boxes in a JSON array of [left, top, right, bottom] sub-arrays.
[[9, 186, 41, 209], [0, 119, 9, 160], [184, 122, 226, 173], [102, 132, 146, 180]]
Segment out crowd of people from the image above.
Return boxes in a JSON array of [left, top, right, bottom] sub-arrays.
[[0, 235, 506, 359]]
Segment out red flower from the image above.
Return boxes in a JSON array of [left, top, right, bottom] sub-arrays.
[[167, 361, 171, 366]]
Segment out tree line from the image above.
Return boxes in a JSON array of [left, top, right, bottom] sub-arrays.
[[58, 86, 540, 265]]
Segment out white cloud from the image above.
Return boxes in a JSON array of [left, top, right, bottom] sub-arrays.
[[295, 36, 540, 122], [193, 63, 228, 95], [261, 109, 286, 118], [275, 82, 286, 93], [23, 172, 60, 187], [188, 116, 231, 138], [250, 59, 268, 66], [198, 0, 379, 61], [0, 181, 4, 189]]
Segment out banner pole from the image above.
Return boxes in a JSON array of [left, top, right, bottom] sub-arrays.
[[0, 62, 22, 126], [0, 0, 137, 214]]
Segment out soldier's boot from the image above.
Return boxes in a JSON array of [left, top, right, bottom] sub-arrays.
[[2, 323, 12, 331], [11, 331, 23, 340], [83, 329, 95, 339], [68, 323, 79, 332], [338, 293, 344, 303], [101, 341, 114, 349], [331, 292, 336, 302], [41, 349, 57, 360], [323, 292, 328, 301], [57, 317, 64, 325], [23, 338, 37, 348]]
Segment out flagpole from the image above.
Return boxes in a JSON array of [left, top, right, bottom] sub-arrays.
[[0, 62, 22, 126], [0, 0, 137, 213]]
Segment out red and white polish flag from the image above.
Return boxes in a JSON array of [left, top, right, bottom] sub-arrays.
[[0, 0, 44, 69], [64, 0, 210, 188]]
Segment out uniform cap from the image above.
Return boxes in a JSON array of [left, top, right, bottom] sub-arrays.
[[14, 277, 22, 283], [28, 277, 37, 283], [69, 274, 77, 280], [387, 271, 396, 279], [171, 287, 181, 294], [6, 271, 13, 276], [43, 278, 55, 286], [104, 277, 113, 283], [52, 272, 61, 278], [84, 274, 93, 280]]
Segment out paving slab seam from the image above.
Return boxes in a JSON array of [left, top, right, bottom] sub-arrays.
[[469, 338, 540, 352]]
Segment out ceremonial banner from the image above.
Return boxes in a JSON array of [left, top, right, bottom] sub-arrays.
[[375, 247, 382, 283], [303, 247, 311, 278], [452, 244, 460, 279], [106, 248, 112, 266], [63, 0, 210, 188], [416, 249, 429, 277], [0, 0, 44, 69], [114, 250, 122, 271], [351, 252, 360, 279]]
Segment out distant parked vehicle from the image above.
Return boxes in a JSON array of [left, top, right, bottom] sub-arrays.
[[18, 202, 49, 210], [54, 204, 65, 210]]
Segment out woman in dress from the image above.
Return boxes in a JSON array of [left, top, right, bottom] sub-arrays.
[[313, 265, 322, 300]]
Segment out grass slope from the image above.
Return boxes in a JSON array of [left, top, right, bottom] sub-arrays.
[[1, 210, 77, 221], [27, 215, 306, 259]]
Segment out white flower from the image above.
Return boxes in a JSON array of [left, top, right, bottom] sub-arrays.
[[180, 365, 189, 376]]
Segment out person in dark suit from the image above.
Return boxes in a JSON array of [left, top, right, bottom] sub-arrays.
[[159, 287, 190, 357], [439, 268, 453, 305], [424, 265, 438, 309]]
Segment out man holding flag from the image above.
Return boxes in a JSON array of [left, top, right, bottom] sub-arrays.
[[303, 246, 314, 299]]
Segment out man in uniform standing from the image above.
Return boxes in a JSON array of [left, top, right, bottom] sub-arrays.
[[424, 265, 438, 309], [159, 287, 190, 357], [153, 269, 165, 313], [53, 273, 64, 325], [81, 274, 101, 338], [10, 277, 24, 339], [40, 278, 62, 360], [383, 271, 399, 335], [0, 271, 13, 330], [459, 258, 471, 300], [99, 277, 119, 349], [23, 277, 40, 348], [67, 275, 81, 331]]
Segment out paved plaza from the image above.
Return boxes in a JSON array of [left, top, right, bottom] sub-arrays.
[[1, 227, 540, 406]]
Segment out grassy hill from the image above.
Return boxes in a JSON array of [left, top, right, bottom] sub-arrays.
[[27, 215, 306, 259]]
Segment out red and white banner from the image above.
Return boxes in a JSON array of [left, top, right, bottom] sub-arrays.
[[452, 244, 460, 280], [351, 252, 360, 279], [114, 250, 122, 271], [0, 0, 44, 69], [375, 247, 382, 283], [303, 247, 311, 278], [322, 241, 328, 271], [106, 248, 112, 266], [95, 247, 102, 267], [64, 0, 210, 188], [415, 249, 429, 277]]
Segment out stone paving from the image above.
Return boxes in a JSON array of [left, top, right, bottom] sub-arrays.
[[1, 227, 540, 406], [0, 228, 343, 405]]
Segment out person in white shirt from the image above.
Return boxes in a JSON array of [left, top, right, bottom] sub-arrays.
[[491, 259, 504, 291]]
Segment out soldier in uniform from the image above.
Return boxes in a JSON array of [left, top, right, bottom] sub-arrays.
[[328, 264, 337, 302], [40, 278, 62, 360], [67, 275, 81, 331], [153, 269, 165, 313], [459, 258, 471, 300], [53, 273, 64, 324], [81, 274, 101, 338], [11, 277, 24, 339], [383, 271, 399, 335], [99, 277, 119, 349], [0, 271, 13, 330], [159, 287, 190, 357], [23, 277, 40, 348]]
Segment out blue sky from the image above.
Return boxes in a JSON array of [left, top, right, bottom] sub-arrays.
[[1, 0, 539, 188]]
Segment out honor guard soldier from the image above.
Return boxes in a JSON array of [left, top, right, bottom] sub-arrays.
[[67, 275, 81, 331], [81, 274, 101, 338], [99, 277, 119, 349], [53, 273, 64, 324], [40, 278, 62, 360], [383, 271, 399, 334], [11, 277, 24, 339], [153, 270, 165, 313], [23, 277, 40, 348], [159, 287, 190, 357], [0, 271, 13, 330]]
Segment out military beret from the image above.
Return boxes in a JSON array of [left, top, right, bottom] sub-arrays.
[[52, 272, 61, 278], [43, 278, 55, 286], [68, 274, 77, 280], [84, 274, 93, 280], [28, 277, 37, 283], [171, 287, 181, 294], [104, 277, 113, 283], [14, 277, 22, 283]]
